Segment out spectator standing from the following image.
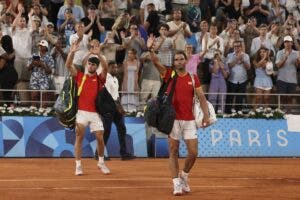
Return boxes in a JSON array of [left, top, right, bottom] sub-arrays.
[[57, 0, 85, 27], [250, 24, 275, 57], [185, 43, 203, 75], [225, 40, 250, 113], [69, 21, 90, 72], [245, 0, 269, 26], [201, 24, 224, 93], [81, 4, 105, 41], [208, 50, 229, 113], [242, 16, 259, 55], [275, 36, 300, 112], [49, 0, 64, 26], [121, 48, 139, 113], [98, 0, 116, 31], [27, 40, 54, 107], [0, 35, 18, 105], [100, 31, 125, 62], [12, 6, 33, 105], [253, 46, 273, 109], [143, 3, 160, 37], [167, 9, 192, 51], [194, 20, 209, 54], [123, 23, 146, 58], [102, 60, 136, 160], [58, 8, 76, 47], [151, 23, 174, 68], [140, 0, 164, 23], [139, 50, 161, 110], [51, 35, 68, 95]]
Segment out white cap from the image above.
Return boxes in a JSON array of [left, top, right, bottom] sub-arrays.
[[265, 61, 274, 75], [46, 22, 54, 27], [38, 40, 49, 48], [32, 15, 41, 22], [283, 35, 293, 42]]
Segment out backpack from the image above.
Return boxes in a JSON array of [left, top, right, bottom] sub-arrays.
[[54, 75, 86, 129]]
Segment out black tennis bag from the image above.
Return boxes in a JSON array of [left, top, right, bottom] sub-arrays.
[[54, 76, 78, 129], [144, 76, 172, 128], [95, 86, 117, 116], [144, 75, 177, 135]]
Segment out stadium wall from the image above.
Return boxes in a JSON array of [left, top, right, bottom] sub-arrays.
[[0, 117, 299, 157]]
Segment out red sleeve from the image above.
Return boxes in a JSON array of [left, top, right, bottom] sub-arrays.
[[193, 74, 201, 88]]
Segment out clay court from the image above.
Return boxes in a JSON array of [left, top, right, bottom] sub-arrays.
[[0, 158, 300, 200]]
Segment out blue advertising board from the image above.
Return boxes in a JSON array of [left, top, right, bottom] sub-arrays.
[[0, 116, 147, 158], [1, 117, 300, 157]]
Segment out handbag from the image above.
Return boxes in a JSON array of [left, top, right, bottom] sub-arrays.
[[144, 74, 175, 129], [189, 73, 217, 128], [156, 76, 177, 135], [95, 86, 118, 116]]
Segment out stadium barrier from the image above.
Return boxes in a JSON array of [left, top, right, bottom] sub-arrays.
[[1, 116, 300, 158]]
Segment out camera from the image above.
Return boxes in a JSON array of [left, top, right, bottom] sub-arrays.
[[33, 55, 40, 60]]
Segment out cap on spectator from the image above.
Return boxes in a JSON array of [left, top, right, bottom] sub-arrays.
[[32, 15, 41, 22], [65, 8, 72, 13], [38, 40, 49, 48], [46, 22, 54, 27], [88, 4, 97, 10], [88, 56, 100, 66], [284, 35, 293, 42]]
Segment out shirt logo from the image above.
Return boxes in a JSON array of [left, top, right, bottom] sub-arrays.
[[93, 79, 97, 82], [188, 82, 192, 85]]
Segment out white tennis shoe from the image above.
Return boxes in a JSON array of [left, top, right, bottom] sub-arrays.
[[75, 165, 83, 176], [180, 174, 191, 193], [173, 178, 183, 196], [97, 162, 110, 174]]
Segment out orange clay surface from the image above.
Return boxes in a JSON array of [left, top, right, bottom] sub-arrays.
[[0, 158, 300, 200]]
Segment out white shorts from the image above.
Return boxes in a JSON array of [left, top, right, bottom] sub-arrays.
[[76, 110, 104, 132], [170, 120, 198, 140]]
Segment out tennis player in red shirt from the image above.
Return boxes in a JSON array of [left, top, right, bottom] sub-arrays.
[[151, 50, 210, 196], [66, 40, 110, 176]]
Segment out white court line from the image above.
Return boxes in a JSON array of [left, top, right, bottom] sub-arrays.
[[0, 185, 257, 190], [0, 177, 292, 182]]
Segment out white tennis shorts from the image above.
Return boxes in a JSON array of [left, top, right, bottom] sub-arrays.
[[170, 120, 198, 140], [76, 110, 104, 132]]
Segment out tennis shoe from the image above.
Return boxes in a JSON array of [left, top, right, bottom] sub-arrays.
[[97, 162, 110, 174], [180, 174, 191, 193], [75, 165, 83, 176], [173, 178, 183, 196]]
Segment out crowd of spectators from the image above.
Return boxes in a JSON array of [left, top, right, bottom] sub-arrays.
[[0, 0, 299, 113]]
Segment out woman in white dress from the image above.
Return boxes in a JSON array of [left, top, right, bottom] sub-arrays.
[[121, 48, 140, 113]]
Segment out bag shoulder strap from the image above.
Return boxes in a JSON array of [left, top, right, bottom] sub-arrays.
[[189, 73, 197, 99], [77, 75, 86, 96], [166, 73, 177, 103], [157, 70, 176, 97], [189, 73, 195, 89]]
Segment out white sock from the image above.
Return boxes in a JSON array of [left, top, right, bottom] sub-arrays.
[[181, 170, 189, 179], [98, 156, 104, 164], [75, 160, 81, 166]]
